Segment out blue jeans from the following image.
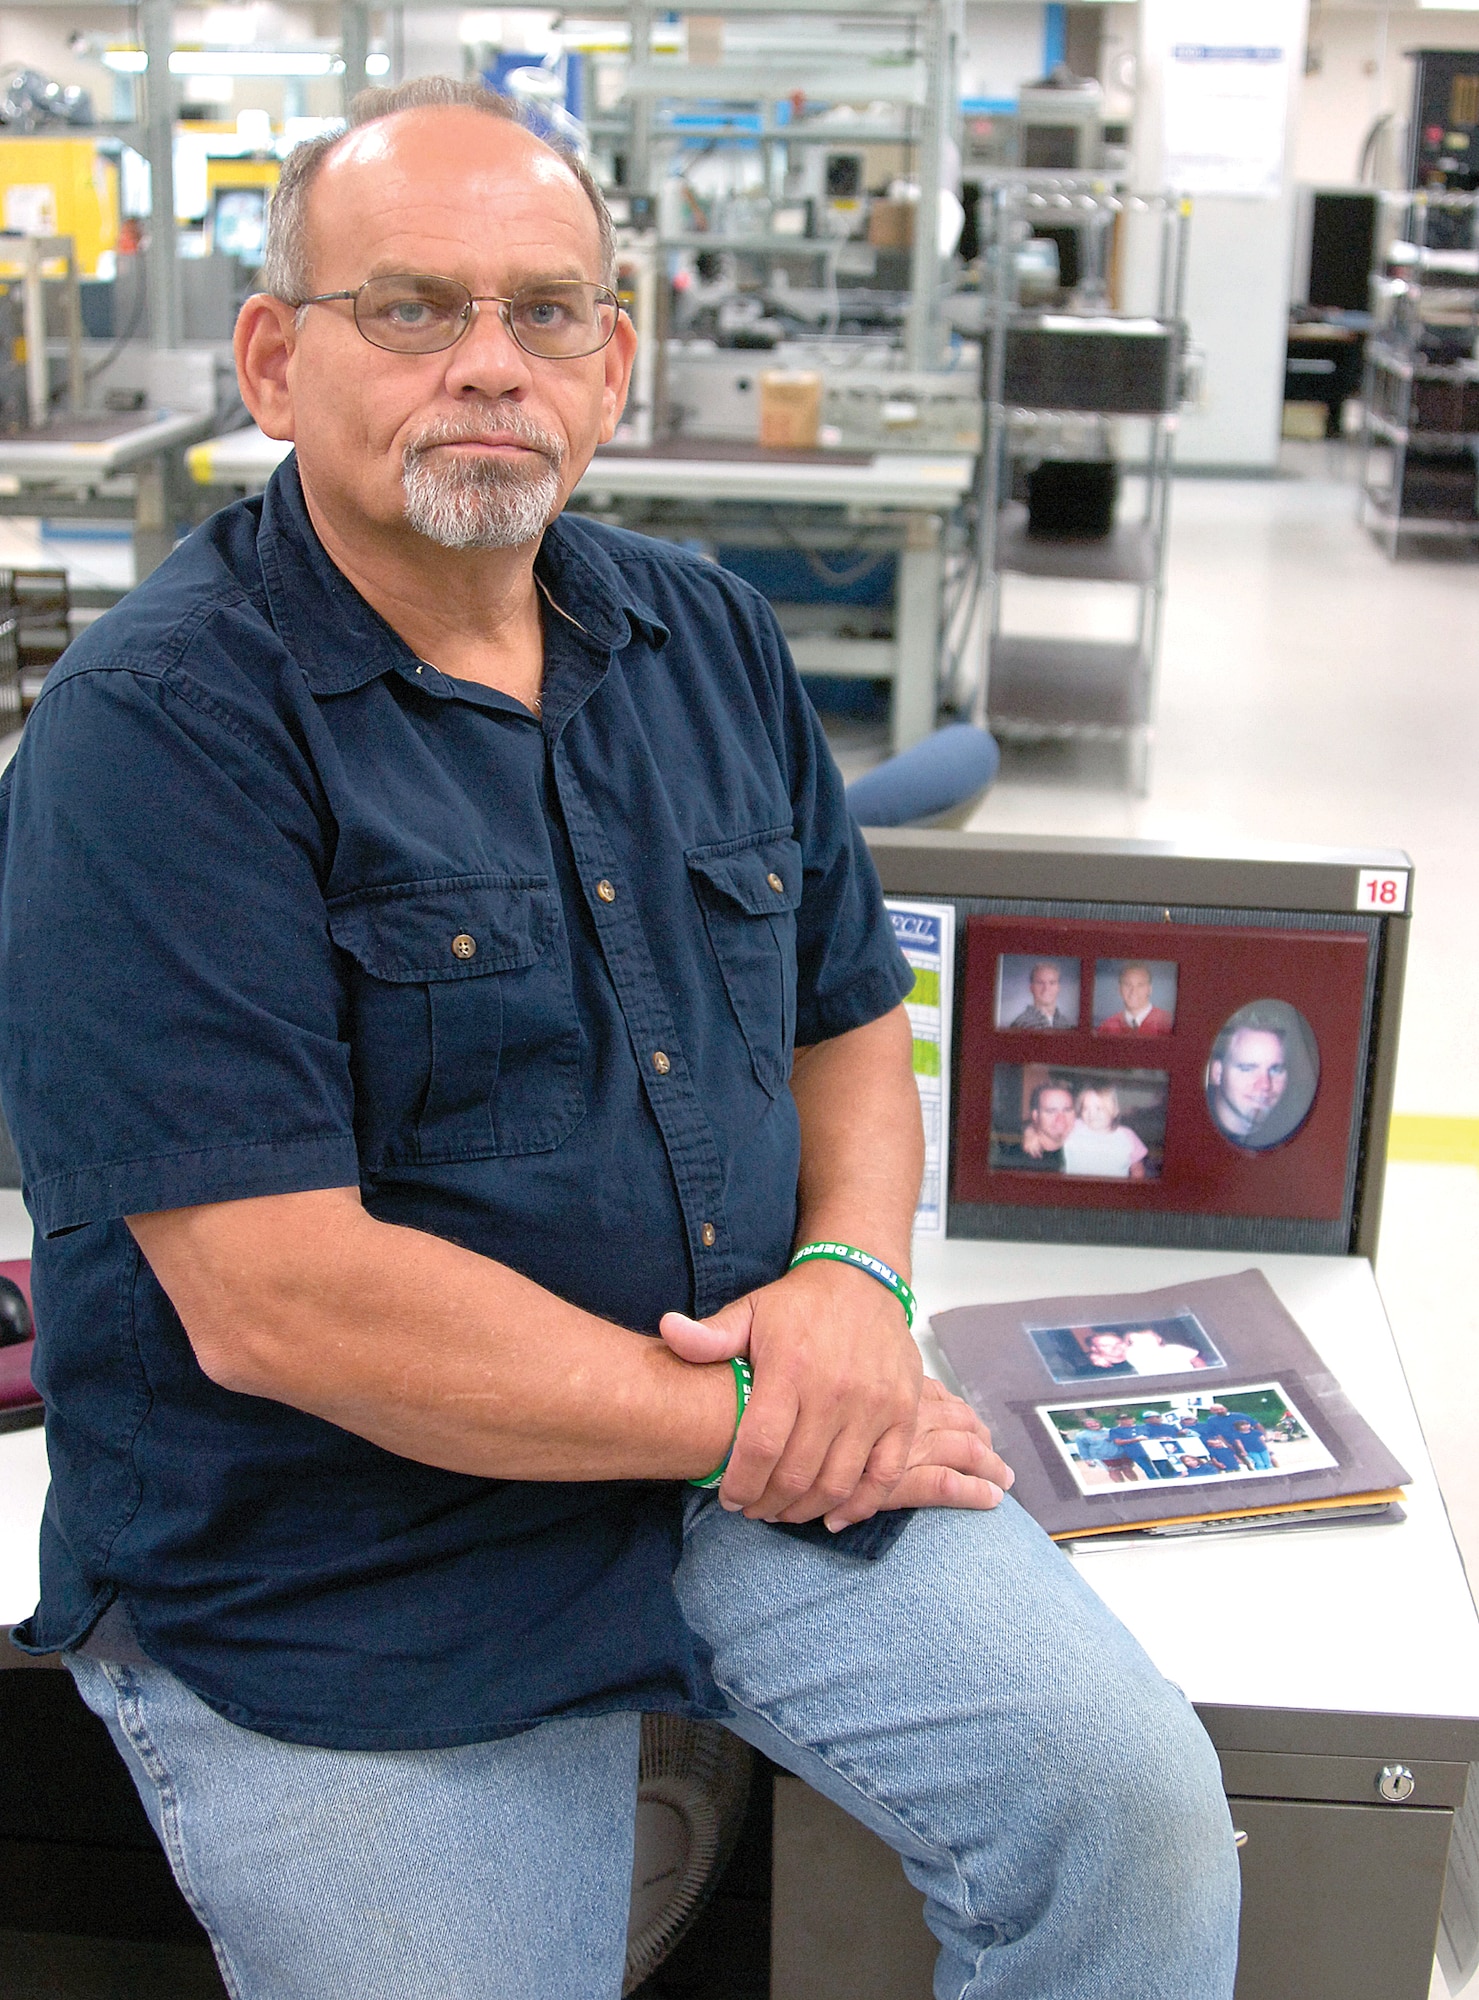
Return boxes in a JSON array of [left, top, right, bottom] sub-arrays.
[[67, 1496, 1239, 1999]]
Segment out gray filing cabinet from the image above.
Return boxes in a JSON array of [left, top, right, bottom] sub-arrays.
[[769, 1711, 1479, 2000]]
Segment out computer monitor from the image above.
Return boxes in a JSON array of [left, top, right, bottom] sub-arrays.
[[209, 186, 270, 266]]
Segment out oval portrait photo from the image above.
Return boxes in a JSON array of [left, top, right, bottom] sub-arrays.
[[1204, 1001, 1320, 1153]]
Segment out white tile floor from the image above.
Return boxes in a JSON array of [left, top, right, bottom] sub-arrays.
[[3, 443, 1478, 1994]]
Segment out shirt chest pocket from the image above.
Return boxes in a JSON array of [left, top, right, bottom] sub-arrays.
[[327, 874, 585, 1170], [686, 831, 803, 1098]]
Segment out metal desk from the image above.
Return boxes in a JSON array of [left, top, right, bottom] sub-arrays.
[[772, 1236, 1479, 2000], [0, 1201, 1475, 1997], [0, 410, 216, 584], [187, 430, 975, 755]]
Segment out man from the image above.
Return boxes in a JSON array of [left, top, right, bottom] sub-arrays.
[[993, 1079, 1074, 1173], [1198, 1407, 1251, 1474], [1107, 1414, 1156, 1482], [1097, 961, 1173, 1036], [1069, 1415, 1136, 1483], [0, 81, 1237, 1996], [1206, 1016, 1291, 1147], [1084, 1329, 1136, 1373], [1008, 960, 1072, 1029]]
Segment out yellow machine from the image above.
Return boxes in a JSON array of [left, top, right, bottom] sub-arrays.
[[0, 138, 118, 277]]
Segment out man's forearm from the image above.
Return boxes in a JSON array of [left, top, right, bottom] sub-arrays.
[[128, 1189, 738, 1483], [789, 1005, 924, 1274]]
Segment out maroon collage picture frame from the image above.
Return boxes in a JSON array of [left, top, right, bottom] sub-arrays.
[[953, 915, 1373, 1222]]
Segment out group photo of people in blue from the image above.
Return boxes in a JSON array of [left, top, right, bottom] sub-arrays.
[[1045, 1385, 1337, 1497]]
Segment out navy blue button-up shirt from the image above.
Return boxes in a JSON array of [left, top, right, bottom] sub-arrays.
[[0, 459, 912, 1748]]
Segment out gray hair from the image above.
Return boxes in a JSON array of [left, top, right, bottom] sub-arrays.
[[257, 75, 617, 302]]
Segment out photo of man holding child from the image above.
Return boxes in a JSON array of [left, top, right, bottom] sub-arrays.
[[990, 1064, 1169, 1182]]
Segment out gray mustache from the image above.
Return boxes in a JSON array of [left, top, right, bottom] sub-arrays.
[[404, 408, 565, 467]]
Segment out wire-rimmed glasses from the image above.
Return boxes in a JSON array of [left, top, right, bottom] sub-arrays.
[[293, 273, 621, 359]]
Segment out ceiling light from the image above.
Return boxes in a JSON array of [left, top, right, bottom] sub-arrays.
[[171, 50, 341, 75]]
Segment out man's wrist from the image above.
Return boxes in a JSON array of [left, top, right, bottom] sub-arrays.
[[782, 1248, 914, 1328], [788, 1241, 916, 1327], [645, 1342, 749, 1482]]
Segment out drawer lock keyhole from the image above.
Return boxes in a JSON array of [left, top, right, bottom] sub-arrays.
[[1378, 1764, 1416, 1803]]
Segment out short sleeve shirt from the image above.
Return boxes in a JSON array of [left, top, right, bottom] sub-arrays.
[[0, 459, 913, 1748]]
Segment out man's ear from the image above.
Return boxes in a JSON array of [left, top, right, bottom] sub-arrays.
[[234, 293, 302, 443], [597, 311, 639, 444]]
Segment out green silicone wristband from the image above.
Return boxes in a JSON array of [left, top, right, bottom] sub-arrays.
[[688, 1357, 754, 1489], [787, 1241, 916, 1329]]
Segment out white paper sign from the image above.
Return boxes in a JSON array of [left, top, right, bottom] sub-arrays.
[[1161, 7, 1292, 199], [2, 185, 56, 237], [887, 900, 955, 1239]]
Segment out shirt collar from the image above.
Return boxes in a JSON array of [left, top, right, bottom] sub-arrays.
[[256, 452, 668, 697]]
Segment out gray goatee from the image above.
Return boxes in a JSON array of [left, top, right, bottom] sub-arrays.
[[401, 407, 566, 550]]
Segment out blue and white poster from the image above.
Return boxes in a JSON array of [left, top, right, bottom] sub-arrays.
[[886, 899, 956, 1238]]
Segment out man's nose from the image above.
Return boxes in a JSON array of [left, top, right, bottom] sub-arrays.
[[442, 301, 536, 398]]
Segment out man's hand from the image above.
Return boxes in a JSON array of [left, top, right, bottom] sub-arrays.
[[832, 1377, 1013, 1530], [662, 1258, 922, 1523], [661, 1267, 1014, 1528]]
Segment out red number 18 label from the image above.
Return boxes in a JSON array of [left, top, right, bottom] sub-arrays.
[[1355, 871, 1408, 913]]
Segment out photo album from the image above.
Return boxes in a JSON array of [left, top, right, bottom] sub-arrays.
[[932, 1268, 1409, 1541]]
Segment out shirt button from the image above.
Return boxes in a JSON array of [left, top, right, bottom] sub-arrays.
[[652, 1050, 671, 1076], [701, 1222, 716, 1248], [451, 933, 477, 960], [596, 879, 617, 903], [767, 872, 785, 894]]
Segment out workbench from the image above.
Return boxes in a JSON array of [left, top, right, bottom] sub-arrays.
[[186, 428, 975, 755], [0, 410, 215, 585]]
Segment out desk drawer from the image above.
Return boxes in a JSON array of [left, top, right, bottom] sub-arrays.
[[1219, 1747, 1469, 1809], [1230, 1795, 1453, 2000]]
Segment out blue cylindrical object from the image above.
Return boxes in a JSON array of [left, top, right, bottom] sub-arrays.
[[845, 723, 1000, 827]]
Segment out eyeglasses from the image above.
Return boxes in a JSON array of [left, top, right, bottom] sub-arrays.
[[293, 274, 621, 359]]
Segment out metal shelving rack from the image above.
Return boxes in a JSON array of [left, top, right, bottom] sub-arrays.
[[1358, 189, 1479, 559], [584, 0, 960, 371], [969, 181, 1191, 796]]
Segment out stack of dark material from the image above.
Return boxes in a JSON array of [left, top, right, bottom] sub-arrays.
[[1025, 458, 1119, 539], [0, 567, 70, 715], [1399, 449, 1478, 518], [1408, 376, 1479, 433]]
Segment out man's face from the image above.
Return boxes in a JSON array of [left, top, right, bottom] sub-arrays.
[[244, 108, 635, 552], [1119, 967, 1152, 1014], [1029, 1087, 1075, 1148], [1029, 964, 1060, 1012], [1087, 1334, 1128, 1369], [1210, 1029, 1288, 1134]]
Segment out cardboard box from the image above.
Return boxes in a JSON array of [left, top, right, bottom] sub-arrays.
[[866, 198, 915, 251], [759, 370, 822, 449]]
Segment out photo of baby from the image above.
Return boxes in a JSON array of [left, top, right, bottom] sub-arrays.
[[1028, 1311, 1226, 1386]]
